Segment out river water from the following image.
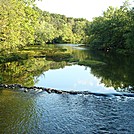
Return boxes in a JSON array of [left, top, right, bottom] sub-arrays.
[[0, 44, 134, 133]]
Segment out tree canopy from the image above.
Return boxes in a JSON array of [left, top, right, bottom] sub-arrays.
[[0, 0, 134, 56], [0, 0, 39, 54], [86, 1, 134, 53]]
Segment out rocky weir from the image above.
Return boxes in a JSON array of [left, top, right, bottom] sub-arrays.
[[0, 84, 134, 97]]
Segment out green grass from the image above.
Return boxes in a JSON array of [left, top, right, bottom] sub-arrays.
[[69, 58, 79, 62], [0, 45, 71, 63], [78, 60, 106, 66], [46, 52, 71, 61]]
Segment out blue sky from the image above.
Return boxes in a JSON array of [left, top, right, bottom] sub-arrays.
[[35, 0, 134, 20]]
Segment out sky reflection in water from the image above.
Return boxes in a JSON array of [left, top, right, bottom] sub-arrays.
[[35, 65, 116, 93]]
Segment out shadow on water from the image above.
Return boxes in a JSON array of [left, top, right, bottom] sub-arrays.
[[86, 50, 134, 92], [56, 44, 134, 92], [62, 44, 134, 92]]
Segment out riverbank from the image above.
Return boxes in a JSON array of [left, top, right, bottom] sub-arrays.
[[0, 45, 71, 64]]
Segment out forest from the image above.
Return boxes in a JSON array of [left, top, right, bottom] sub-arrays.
[[0, 0, 134, 62]]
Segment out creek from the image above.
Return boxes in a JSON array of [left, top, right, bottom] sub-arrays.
[[0, 44, 134, 133]]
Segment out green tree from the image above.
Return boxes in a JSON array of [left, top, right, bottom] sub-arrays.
[[73, 19, 89, 43], [86, 1, 134, 53], [0, 0, 39, 54], [124, 7, 134, 51]]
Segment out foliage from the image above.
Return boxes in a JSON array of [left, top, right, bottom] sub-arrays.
[[0, 0, 39, 54], [0, 0, 89, 55], [86, 1, 134, 53], [34, 7, 89, 45], [0, 0, 134, 61]]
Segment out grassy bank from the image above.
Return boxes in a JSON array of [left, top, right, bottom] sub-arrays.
[[78, 60, 106, 67], [0, 45, 71, 64]]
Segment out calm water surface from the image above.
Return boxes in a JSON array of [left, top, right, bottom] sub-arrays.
[[35, 65, 117, 93], [0, 44, 134, 133]]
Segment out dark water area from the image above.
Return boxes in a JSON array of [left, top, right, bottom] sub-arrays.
[[0, 44, 134, 133]]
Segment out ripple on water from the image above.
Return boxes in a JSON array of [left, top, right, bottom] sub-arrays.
[[1, 90, 134, 134]]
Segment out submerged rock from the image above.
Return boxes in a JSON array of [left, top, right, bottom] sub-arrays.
[[24, 89, 28, 93]]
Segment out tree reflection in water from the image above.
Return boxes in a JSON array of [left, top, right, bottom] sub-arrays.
[[0, 44, 134, 92]]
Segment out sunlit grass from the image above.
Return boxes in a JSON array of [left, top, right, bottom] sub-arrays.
[[78, 60, 106, 66], [0, 45, 71, 63]]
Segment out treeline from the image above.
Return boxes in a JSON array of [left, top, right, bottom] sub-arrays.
[[34, 7, 89, 45], [86, 1, 134, 53], [0, 0, 134, 55], [0, 0, 89, 55]]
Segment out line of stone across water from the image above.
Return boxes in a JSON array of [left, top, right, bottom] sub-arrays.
[[0, 84, 134, 97]]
